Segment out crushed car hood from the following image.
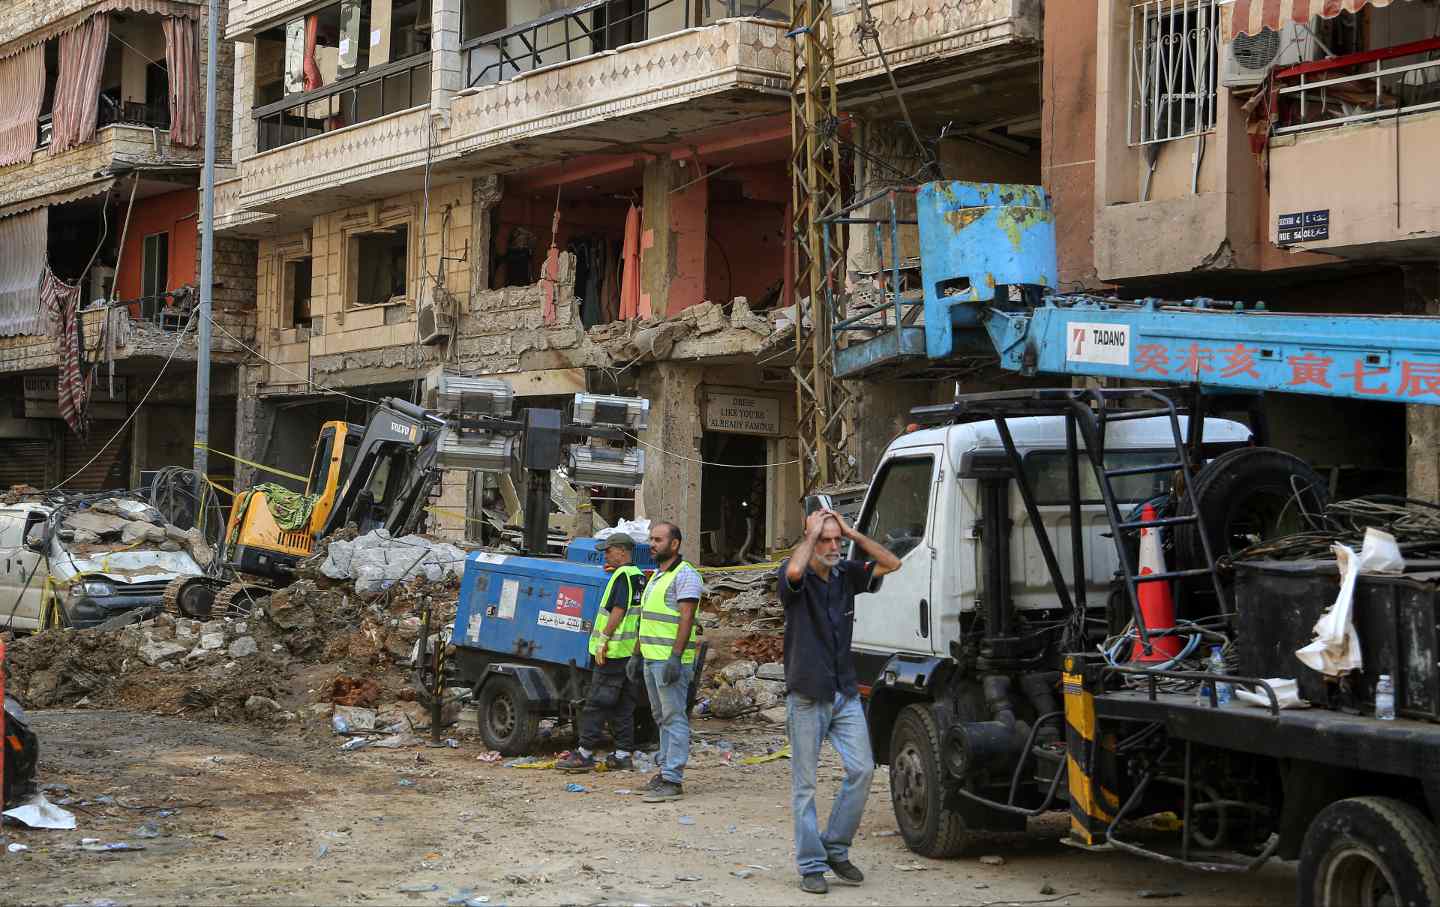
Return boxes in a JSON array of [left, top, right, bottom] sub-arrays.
[[52, 548, 203, 583]]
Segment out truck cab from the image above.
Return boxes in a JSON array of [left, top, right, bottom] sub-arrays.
[[851, 414, 1250, 754]]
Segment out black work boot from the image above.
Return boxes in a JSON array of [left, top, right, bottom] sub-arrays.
[[605, 752, 634, 771], [800, 873, 829, 895], [641, 780, 683, 802], [826, 858, 864, 885]]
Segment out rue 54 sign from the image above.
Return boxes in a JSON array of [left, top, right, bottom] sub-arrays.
[[1277, 209, 1330, 245]]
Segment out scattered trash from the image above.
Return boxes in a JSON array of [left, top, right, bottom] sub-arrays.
[[3, 792, 78, 830], [507, 758, 556, 770], [731, 869, 755, 880], [7, 843, 29, 853], [674, 874, 702, 882], [447, 893, 491, 907], [396, 882, 440, 893], [81, 838, 100, 845], [726, 824, 738, 833], [736, 744, 791, 766], [156, 809, 177, 818], [371, 734, 424, 749], [1137, 890, 1183, 900], [340, 737, 372, 752], [895, 862, 931, 872], [1040, 882, 1056, 895], [398, 779, 416, 788], [875, 829, 899, 838], [678, 815, 696, 826], [614, 789, 633, 796], [445, 739, 460, 748], [133, 823, 161, 839], [476, 751, 503, 763], [979, 854, 1006, 866], [564, 783, 591, 793], [317, 845, 330, 858], [81, 842, 146, 852]]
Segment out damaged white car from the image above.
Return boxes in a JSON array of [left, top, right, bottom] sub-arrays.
[[0, 496, 211, 632]]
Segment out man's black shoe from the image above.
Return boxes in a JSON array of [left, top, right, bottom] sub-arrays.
[[800, 873, 829, 894], [826, 859, 864, 885]]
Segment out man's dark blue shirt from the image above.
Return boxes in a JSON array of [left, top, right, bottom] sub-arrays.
[[777, 558, 878, 701]]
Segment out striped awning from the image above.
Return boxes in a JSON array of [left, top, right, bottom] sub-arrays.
[[1230, 0, 1416, 39], [0, 0, 200, 61]]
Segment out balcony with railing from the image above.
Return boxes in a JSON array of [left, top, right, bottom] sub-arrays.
[[1267, 37, 1440, 258]]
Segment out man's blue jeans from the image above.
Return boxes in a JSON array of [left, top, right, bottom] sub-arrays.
[[643, 658, 694, 783], [787, 691, 875, 877]]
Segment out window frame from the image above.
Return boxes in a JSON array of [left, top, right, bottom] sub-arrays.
[[855, 453, 937, 561], [141, 231, 170, 313], [343, 219, 413, 309], [278, 254, 314, 330], [1128, 0, 1220, 146]]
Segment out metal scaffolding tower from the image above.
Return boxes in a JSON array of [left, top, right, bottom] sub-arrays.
[[790, 0, 856, 491]]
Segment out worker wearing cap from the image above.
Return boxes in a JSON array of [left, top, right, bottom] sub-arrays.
[[558, 532, 645, 773]]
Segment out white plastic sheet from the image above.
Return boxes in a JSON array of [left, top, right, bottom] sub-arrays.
[[1295, 528, 1404, 677], [3, 792, 78, 830], [320, 529, 466, 594], [1235, 678, 1308, 710], [595, 519, 651, 542]]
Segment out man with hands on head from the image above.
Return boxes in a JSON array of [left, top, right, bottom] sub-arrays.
[[626, 521, 703, 802], [780, 507, 901, 895]]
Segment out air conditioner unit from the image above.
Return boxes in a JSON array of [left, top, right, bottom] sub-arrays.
[[416, 283, 455, 345], [1222, 21, 1315, 89]]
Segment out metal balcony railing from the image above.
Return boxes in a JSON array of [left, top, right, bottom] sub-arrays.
[[462, 0, 788, 88], [97, 98, 171, 131], [1273, 36, 1440, 135], [253, 55, 432, 152]]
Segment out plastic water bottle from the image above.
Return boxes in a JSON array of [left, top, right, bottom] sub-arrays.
[[1375, 675, 1396, 721], [1209, 646, 1232, 706]]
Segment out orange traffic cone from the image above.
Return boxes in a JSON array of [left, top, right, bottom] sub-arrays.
[[1134, 503, 1182, 662]]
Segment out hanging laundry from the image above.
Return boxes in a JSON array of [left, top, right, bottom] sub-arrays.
[[40, 267, 88, 436], [620, 203, 642, 321]]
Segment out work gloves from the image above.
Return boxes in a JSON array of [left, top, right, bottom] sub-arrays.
[[626, 655, 643, 684], [662, 653, 683, 686]]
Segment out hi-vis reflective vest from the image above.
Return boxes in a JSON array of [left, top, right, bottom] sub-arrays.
[[588, 565, 644, 660], [638, 560, 700, 663]]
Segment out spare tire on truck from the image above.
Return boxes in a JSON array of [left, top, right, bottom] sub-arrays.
[[1173, 446, 1328, 570]]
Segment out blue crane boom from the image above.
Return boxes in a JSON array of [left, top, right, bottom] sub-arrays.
[[912, 181, 1440, 407]]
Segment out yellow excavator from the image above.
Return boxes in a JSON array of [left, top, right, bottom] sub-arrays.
[[163, 397, 450, 619]]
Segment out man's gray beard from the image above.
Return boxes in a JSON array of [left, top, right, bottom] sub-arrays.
[[818, 551, 841, 567]]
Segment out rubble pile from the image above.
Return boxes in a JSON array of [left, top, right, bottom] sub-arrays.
[[1, 532, 463, 727], [703, 659, 788, 723], [50, 497, 212, 567], [701, 570, 783, 628]]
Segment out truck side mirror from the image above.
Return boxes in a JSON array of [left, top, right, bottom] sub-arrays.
[[802, 494, 834, 517]]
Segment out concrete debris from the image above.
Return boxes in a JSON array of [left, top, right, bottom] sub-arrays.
[[707, 689, 753, 719], [228, 636, 259, 658], [734, 677, 786, 710], [755, 662, 786, 682], [320, 529, 466, 595], [138, 640, 188, 667], [719, 660, 758, 684], [759, 706, 788, 725]]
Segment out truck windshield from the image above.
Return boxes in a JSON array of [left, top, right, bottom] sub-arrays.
[[1023, 450, 1176, 505], [857, 455, 935, 558]]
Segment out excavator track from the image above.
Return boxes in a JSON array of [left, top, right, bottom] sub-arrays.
[[213, 581, 273, 618], [161, 576, 228, 621]]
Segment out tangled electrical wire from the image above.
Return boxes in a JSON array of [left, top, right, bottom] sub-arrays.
[[146, 466, 229, 576], [1227, 495, 1440, 563]]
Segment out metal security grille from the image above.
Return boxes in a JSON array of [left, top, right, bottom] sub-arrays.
[[1129, 0, 1219, 145]]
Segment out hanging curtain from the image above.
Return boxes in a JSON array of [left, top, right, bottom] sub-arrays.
[[0, 208, 50, 337], [162, 17, 200, 147], [51, 14, 110, 153], [40, 267, 89, 436], [303, 14, 322, 91], [0, 46, 45, 167], [619, 203, 642, 320]]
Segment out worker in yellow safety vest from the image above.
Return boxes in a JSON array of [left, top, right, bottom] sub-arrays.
[[558, 532, 646, 773], [626, 521, 704, 802]]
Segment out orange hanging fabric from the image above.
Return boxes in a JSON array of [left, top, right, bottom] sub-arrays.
[[619, 203, 642, 321]]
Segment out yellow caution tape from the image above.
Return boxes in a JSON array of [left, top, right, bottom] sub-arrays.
[[737, 745, 791, 765], [193, 443, 308, 483], [511, 759, 557, 770]]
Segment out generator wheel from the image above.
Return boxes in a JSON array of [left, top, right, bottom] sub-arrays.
[[890, 703, 974, 858], [1174, 446, 1328, 568], [476, 675, 540, 757], [1298, 796, 1440, 907]]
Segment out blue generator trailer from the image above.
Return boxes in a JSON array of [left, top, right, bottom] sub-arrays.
[[451, 544, 706, 755]]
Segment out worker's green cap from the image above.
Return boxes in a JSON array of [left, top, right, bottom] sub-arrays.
[[599, 532, 635, 550]]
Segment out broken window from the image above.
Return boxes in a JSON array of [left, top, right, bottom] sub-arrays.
[[141, 232, 169, 318], [1129, 0, 1219, 145], [349, 225, 409, 307], [283, 257, 314, 329]]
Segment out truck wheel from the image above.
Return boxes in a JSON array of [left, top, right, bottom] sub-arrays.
[[476, 675, 540, 756], [1174, 446, 1327, 567], [1298, 796, 1440, 907], [890, 704, 973, 858]]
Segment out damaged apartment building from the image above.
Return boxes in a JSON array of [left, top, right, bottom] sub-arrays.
[[1041, 0, 1440, 500], [0, 0, 256, 490], [215, 0, 1046, 558]]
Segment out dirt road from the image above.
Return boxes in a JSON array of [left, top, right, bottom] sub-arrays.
[[4, 710, 1297, 906]]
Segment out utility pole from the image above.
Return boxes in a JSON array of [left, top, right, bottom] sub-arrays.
[[789, 0, 854, 492], [193, 0, 218, 475]]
